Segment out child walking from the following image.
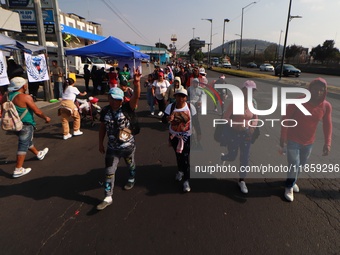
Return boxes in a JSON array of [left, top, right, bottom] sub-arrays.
[[59, 78, 87, 140]]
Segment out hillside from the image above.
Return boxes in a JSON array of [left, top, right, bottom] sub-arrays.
[[211, 38, 283, 55]]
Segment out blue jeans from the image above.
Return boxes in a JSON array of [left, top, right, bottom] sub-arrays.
[[104, 147, 136, 196], [17, 124, 34, 155], [285, 140, 313, 188], [146, 89, 155, 113], [53, 82, 63, 99], [221, 128, 252, 179]]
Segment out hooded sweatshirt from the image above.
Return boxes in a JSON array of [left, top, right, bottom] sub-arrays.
[[280, 78, 332, 146], [165, 76, 184, 103]]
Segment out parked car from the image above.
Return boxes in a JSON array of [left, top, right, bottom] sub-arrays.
[[247, 62, 257, 68], [222, 61, 232, 69], [259, 63, 274, 72], [275, 64, 301, 77]]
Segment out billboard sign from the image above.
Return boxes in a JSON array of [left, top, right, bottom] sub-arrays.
[[7, 0, 53, 8], [15, 9, 54, 23]]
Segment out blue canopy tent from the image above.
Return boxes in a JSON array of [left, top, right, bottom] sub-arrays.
[[65, 36, 150, 60]]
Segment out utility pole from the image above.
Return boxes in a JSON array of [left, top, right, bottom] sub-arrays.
[[158, 38, 160, 64], [52, 0, 66, 79], [34, 0, 53, 100]]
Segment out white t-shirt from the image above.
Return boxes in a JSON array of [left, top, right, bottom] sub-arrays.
[[152, 80, 170, 100], [62, 86, 80, 101], [188, 86, 204, 104], [164, 103, 197, 136]]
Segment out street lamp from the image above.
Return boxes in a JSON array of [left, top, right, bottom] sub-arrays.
[[202, 18, 213, 68], [274, 29, 284, 63], [222, 18, 230, 57], [279, 0, 302, 78], [192, 28, 195, 39], [238, 1, 256, 69]]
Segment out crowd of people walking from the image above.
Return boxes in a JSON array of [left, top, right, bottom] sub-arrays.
[[0, 58, 333, 209]]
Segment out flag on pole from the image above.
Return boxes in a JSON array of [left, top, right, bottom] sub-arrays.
[[24, 53, 49, 82]]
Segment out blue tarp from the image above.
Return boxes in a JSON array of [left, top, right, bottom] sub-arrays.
[[65, 36, 150, 60], [61, 25, 106, 41]]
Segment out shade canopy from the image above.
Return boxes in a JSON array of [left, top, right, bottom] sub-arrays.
[[65, 36, 149, 60], [0, 34, 46, 54]]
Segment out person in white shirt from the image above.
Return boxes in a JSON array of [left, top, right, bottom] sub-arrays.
[[163, 87, 201, 192], [188, 78, 205, 109], [59, 78, 87, 140], [152, 71, 170, 116]]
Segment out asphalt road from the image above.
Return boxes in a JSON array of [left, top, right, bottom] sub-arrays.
[[0, 74, 339, 255]]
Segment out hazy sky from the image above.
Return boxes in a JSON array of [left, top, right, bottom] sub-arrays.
[[58, 0, 340, 52]]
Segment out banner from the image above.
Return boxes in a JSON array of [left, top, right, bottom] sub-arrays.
[[24, 53, 49, 82], [0, 51, 10, 86]]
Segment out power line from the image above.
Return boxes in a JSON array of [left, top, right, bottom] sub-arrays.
[[101, 0, 152, 45]]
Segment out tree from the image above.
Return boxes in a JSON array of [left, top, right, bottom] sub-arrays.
[[285, 44, 303, 59], [194, 51, 204, 62], [263, 44, 277, 61], [155, 42, 168, 50], [310, 40, 340, 64]]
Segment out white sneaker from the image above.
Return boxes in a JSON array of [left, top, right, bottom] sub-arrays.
[[175, 171, 184, 181], [96, 196, 113, 210], [157, 111, 164, 117], [13, 167, 31, 178], [63, 133, 72, 140], [293, 184, 300, 193], [238, 181, 248, 194], [37, 148, 49, 160], [221, 153, 226, 166], [183, 181, 191, 192], [150, 112, 155, 116], [284, 187, 294, 202], [73, 130, 83, 136]]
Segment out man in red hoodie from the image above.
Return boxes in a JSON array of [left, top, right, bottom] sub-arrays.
[[280, 78, 332, 202]]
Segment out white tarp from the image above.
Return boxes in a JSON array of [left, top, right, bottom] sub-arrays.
[[0, 8, 21, 33]]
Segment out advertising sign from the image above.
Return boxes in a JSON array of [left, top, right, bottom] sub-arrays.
[[7, 0, 53, 8], [15, 9, 54, 23], [21, 23, 55, 34]]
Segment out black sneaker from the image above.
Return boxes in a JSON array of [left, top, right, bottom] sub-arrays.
[[124, 179, 135, 190]]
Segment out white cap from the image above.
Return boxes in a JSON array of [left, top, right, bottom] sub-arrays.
[[174, 87, 188, 96], [8, 77, 27, 92]]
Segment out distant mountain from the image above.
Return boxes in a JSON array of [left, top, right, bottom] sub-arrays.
[[211, 39, 283, 55]]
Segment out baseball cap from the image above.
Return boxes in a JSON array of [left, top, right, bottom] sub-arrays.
[[174, 87, 188, 96], [8, 77, 27, 92], [89, 96, 99, 103], [243, 80, 257, 90], [192, 78, 200, 84], [108, 87, 124, 100]]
